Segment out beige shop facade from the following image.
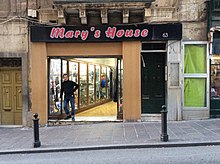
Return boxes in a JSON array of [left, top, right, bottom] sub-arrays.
[[30, 23, 182, 125]]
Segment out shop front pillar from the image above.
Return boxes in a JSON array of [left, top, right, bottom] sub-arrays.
[[122, 41, 141, 121], [31, 42, 48, 125]]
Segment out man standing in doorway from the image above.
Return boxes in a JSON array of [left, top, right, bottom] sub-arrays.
[[60, 74, 79, 121]]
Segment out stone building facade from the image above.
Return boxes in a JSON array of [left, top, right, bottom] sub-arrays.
[[0, 0, 210, 126], [0, 0, 30, 126]]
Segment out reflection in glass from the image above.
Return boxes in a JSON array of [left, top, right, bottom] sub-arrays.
[[69, 61, 79, 110], [48, 58, 118, 118], [211, 58, 220, 114], [80, 63, 87, 107], [107, 67, 111, 99], [69, 61, 78, 82], [118, 59, 123, 113], [49, 59, 61, 115], [96, 65, 100, 101], [89, 64, 95, 104], [62, 60, 68, 74], [101, 67, 107, 99]]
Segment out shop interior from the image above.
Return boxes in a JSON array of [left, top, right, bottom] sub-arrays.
[[210, 55, 220, 117], [48, 57, 123, 121]]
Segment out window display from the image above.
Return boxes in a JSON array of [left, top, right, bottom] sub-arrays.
[[48, 58, 116, 118], [62, 60, 67, 74], [211, 59, 220, 98], [69, 61, 78, 82], [69, 61, 78, 109], [49, 59, 62, 115], [95, 65, 101, 101], [211, 57, 220, 116], [88, 64, 95, 104], [101, 67, 107, 99], [79, 63, 87, 107], [107, 67, 111, 99], [118, 58, 123, 113]]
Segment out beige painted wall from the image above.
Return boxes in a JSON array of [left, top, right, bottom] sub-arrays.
[[31, 43, 48, 125], [31, 41, 142, 124], [122, 41, 141, 121], [47, 43, 122, 56]]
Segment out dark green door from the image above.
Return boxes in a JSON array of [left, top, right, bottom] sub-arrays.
[[141, 52, 165, 114]]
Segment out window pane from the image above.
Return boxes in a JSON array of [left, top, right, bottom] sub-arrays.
[[62, 60, 67, 74], [49, 59, 61, 115], [184, 44, 206, 73], [80, 63, 87, 107], [69, 61, 78, 110], [101, 66, 107, 99], [170, 63, 179, 86], [96, 65, 101, 101], [184, 78, 206, 107], [88, 64, 95, 104], [211, 64, 220, 97]]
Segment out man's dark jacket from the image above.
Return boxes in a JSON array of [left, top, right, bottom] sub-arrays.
[[60, 80, 79, 98]]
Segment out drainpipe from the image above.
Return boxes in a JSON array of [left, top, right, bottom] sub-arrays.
[[209, 27, 220, 58], [209, 27, 215, 56]]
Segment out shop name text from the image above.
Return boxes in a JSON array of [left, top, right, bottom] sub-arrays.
[[50, 27, 149, 40]]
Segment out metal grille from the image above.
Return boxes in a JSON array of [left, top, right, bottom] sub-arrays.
[[213, 0, 220, 11], [0, 58, 21, 67]]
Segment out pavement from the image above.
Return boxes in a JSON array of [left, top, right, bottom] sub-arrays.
[[1, 118, 220, 154]]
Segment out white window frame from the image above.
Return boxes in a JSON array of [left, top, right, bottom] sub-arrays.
[[181, 41, 209, 111]]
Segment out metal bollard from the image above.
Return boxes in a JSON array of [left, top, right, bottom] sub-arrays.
[[160, 105, 169, 142], [33, 113, 41, 148]]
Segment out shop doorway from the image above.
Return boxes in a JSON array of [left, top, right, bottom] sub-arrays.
[[48, 57, 123, 121], [141, 43, 166, 114], [0, 69, 22, 125]]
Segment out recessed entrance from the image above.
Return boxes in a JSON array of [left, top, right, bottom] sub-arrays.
[[141, 42, 166, 114], [48, 57, 123, 122]]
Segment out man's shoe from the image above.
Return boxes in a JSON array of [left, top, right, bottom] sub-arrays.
[[64, 115, 71, 120], [72, 117, 75, 122]]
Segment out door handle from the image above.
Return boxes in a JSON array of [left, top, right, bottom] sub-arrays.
[[142, 95, 150, 100], [165, 66, 168, 81]]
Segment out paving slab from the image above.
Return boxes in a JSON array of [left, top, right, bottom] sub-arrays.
[[1, 119, 220, 154]]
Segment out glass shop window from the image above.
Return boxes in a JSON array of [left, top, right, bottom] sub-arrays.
[[184, 44, 208, 107], [211, 57, 220, 98]]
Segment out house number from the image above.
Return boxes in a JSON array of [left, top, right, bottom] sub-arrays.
[[162, 33, 169, 38]]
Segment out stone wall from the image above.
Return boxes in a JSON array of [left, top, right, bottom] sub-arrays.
[[26, 0, 208, 41], [0, 0, 30, 126], [0, 22, 28, 53], [0, 0, 28, 53], [148, 0, 208, 41]]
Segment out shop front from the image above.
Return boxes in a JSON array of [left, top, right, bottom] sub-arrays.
[[210, 29, 220, 118], [30, 23, 182, 125]]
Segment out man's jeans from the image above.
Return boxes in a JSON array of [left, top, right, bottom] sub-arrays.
[[63, 95, 75, 116]]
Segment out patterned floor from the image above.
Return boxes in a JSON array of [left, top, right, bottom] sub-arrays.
[[76, 101, 117, 117]]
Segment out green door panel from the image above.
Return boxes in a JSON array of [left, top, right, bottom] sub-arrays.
[[141, 52, 165, 114]]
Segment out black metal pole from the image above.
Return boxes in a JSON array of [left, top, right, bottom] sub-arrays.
[[160, 105, 168, 142], [33, 113, 41, 148]]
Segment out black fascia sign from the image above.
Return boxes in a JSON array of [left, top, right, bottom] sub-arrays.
[[30, 23, 182, 42]]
